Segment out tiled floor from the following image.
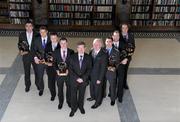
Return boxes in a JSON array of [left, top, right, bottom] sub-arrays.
[[0, 36, 180, 122], [1, 75, 120, 122]]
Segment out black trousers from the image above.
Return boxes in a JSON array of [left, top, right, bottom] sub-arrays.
[[123, 60, 131, 88], [56, 76, 71, 105], [36, 64, 47, 91], [71, 82, 87, 112], [106, 70, 117, 102], [46, 66, 56, 97], [90, 79, 103, 105], [117, 64, 126, 101], [22, 53, 38, 89]]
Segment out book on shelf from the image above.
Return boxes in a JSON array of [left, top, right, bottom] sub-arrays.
[[131, 0, 152, 5], [154, 0, 176, 5], [9, 0, 31, 2], [9, 3, 31, 10]]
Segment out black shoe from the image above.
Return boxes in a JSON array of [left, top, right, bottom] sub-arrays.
[[80, 108, 85, 114], [111, 101, 115, 106], [39, 90, 43, 96], [87, 97, 94, 101], [25, 87, 30, 92], [58, 104, 63, 110], [50, 96, 55, 101], [69, 111, 75, 117], [91, 104, 99, 109], [118, 99, 122, 103], [124, 85, 129, 90], [67, 103, 71, 108]]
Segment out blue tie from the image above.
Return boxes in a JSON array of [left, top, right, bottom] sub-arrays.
[[42, 39, 46, 49]]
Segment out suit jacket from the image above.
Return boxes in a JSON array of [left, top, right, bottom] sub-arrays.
[[44, 42, 59, 63], [53, 47, 74, 71], [114, 32, 135, 61], [69, 53, 92, 85], [104, 47, 120, 68], [33, 36, 51, 59], [89, 48, 108, 82], [18, 31, 37, 52]]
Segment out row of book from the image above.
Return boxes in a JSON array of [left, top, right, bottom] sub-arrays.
[[49, 0, 116, 4], [131, 20, 176, 26], [131, 0, 152, 5], [152, 14, 175, 19], [10, 18, 29, 24], [131, 14, 150, 19], [49, 0, 92, 4], [49, 5, 112, 12], [0, 3, 8, 9], [93, 20, 112, 25], [0, 9, 9, 16], [131, 20, 152, 26], [154, 6, 176, 12], [49, 5, 74, 11], [94, 13, 112, 19], [9, 3, 31, 10], [131, 6, 150, 12], [154, 0, 176, 5], [94, 0, 116, 5], [9, 0, 31, 2], [49, 12, 73, 18], [49, 12, 112, 19], [152, 21, 175, 26], [9, 11, 29, 17]]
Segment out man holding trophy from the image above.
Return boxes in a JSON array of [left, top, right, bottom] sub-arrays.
[[53, 37, 74, 109], [18, 20, 38, 92], [33, 26, 50, 96], [44, 32, 59, 101], [105, 37, 120, 106]]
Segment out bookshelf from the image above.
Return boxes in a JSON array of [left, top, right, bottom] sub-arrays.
[[130, 0, 180, 31], [9, 0, 33, 24], [48, 0, 116, 31], [0, 0, 9, 24]]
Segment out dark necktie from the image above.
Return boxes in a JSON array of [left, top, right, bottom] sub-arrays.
[[62, 50, 66, 62], [42, 39, 46, 49], [79, 55, 83, 69]]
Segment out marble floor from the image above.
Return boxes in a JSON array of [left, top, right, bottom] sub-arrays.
[[0, 36, 180, 122]]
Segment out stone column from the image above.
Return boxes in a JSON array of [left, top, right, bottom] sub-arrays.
[[33, 0, 48, 26], [115, 0, 131, 27]]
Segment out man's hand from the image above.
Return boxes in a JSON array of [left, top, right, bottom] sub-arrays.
[[77, 78, 83, 83], [121, 58, 128, 65], [34, 57, 40, 64], [19, 50, 28, 55], [96, 80, 101, 84]]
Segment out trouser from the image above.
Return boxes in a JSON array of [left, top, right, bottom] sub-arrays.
[[71, 82, 87, 112], [90, 79, 103, 105], [106, 70, 117, 102], [56, 76, 71, 105], [22, 53, 38, 89], [117, 64, 126, 101], [46, 66, 56, 97]]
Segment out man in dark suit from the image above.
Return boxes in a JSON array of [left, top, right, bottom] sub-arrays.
[[18, 20, 38, 92], [33, 26, 50, 96], [53, 37, 74, 109], [105, 37, 120, 106], [112, 24, 135, 102], [87, 38, 108, 109], [44, 32, 59, 101], [68, 41, 92, 117]]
